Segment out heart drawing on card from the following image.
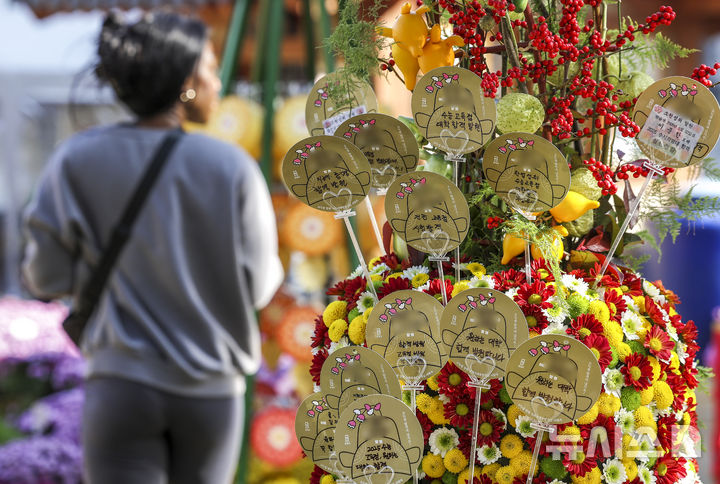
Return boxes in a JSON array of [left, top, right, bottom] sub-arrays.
[[321, 187, 353, 212], [508, 188, 539, 213]]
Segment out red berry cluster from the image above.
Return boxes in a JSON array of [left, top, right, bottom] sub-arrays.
[[583, 157, 617, 196], [615, 163, 674, 180], [487, 216, 504, 229], [379, 58, 395, 71], [691, 63, 720, 87]]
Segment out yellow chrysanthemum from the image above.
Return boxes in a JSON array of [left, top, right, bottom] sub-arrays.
[[571, 466, 601, 483], [482, 463, 502, 479], [370, 274, 383, 283], [510, 450, 533, 476], [384, 273, 403, 282], [348, 315, 366, 344], [412, 273, 430, 288], [426, 375, 439, 391], [495, 465, 516, 484], [577, 402, 599, 425], [467, 262, 486, 278], [422, 453, 446, 478], [559, 426, 580, 437], [368, 256, 382, 268], [616, 342, 632, 362], [668, 352, 680, 371], [458, 465, 482, 484], [640, 386, 654, 405], [685, 388, 697, 404], [597, 393, 621, 417], [653, 380, 673, 410], [507, 404, 522, 428], [647, 356, 662, 381], [362, 306, 373, 323], [320, 475, 336, 484], [634, 406, 656, 432], [500, 434, 523, 459], [328, 319, 348, 342], [588, 300, 610, 325], [622, 434, 640, 457], [322, 300, 347, 326], [603, 320, 624, 348], [443, 448, 468, 474], [451, 280, 471, 298], [427, 397, 449, 425], [416, 393, 434, 414], [623, 459, 638, 481]]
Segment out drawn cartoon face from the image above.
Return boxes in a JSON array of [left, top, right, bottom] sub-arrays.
[[296, 393, 338, 472], [483, 136, 569, 212], [355, 129, 414, 188], [381, 304, 444, 377], [333, 363, 383, 410], [306, 75, 379, 136], [436, 83, 474, 111]]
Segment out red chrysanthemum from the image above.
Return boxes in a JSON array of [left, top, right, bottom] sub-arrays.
[[653, 279, 681, 305], [326, 275, 365, 309], [618, 270, 644, 297], [655, 455, 687, 484], [604, 289, 627, 321], [522, 305, 550, 335], [492, 269, 526, 291], [309, 465, 326, 484], [309, 347, 328, 385], [645, 297, 668, 327], [579, 413, 617, 451], [679, 319, 698, 343], [475, 409, 503, 447], [567, 313, 604, 340], [437, 361, 471, 397], [644, 326, 674, 362], [562, 442, 597, 477], [681, 364, 699, 390], [376, 276, 412, 299], [424, 278, 454, 300], [311, 315, 330, 349], [377, 252, 405, 272], [620, 353, 653, 390], [583, 333, 612, 371], [657, 415, 676, 452], [586, 262, 621, 288], [415, 408, 434, 442], [444, 398, 475, 429], [515, 280, 555, 310], [479, 379, 503, 407], [531, 258, 556, 282]]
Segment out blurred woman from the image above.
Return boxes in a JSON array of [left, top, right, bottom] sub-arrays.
[[21, 11, 282, 484]]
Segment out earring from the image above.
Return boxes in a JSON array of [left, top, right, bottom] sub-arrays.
[[180, 88, 196, 103]]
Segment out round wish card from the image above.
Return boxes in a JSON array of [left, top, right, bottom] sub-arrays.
[[633, 75, 720, 168], [335, 113, 419, 191], [335, 395, 424, 484], [384, 171, 470, 256], [295, 392, 340, 472], [365, 290, 446, 382], [505, 335, 602, 425], [440, 288, 529, 380], [482, 133, 570, 213], [306, 72, 379, 136], [320, 346, 402, 411], [411, 66, 496, 155], [282, 135, 372, 212]]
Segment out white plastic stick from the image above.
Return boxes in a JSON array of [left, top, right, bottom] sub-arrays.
[[524, 243, 532, 284], [364, 196, 386, 256], [339, 212, 378, 301], [436, 260, 448, 305], [527, 429, 545, 484]]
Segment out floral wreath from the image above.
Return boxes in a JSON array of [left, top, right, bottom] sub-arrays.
[[378, 297, 414, 322], [528, 340, 571, 357], [424, 72, 460, 93], [395, 177, 425, 199], [658, 82, 697, 99], [342, 119, 376, 139], [313, 86, 329, 107], [498, 137, 534, 154], [306, 396, 330, 418], [329, 352, 361, 375], [292, 141, 322, 165], [457, 293, 496, 313], [347, 402, 382, 429]]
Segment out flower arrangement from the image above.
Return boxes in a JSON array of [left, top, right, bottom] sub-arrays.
[[304, 0, 719, 483]]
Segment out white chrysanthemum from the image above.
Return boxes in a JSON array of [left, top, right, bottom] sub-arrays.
[[652, 293, 668, 306], [477, 443, 501, 464], [505, 287, 519, 299], [635, 439, 654, 463], [666, 323, 679, 342], [677, 342, 688, 365], [643, 280, 660, 297], [428, 427, 459, 457], [469, 275, 496, 289], [438, 393, 450, 404], [548, 481, 565, 484], [370, 262, 390, 275], [614, 408, 635, 434], [356, 291, 378, 313], [313, 382, 322, 393], [491, 408, 507, 430], [328, 337, 350, 354], [602, 368, 625, 398], [418, 281, 431, 292], [638, 464, 657, 484], [561, 273, 589, 295], [453, 262, 468, 272], [624, 295, 640, 313], [515, 415, 537, 438], [602, 458, 627, 484], [542, 321, 569, 336], [402, 265, 429, 280], [542, 295, 570, 324], [349, 264, 364, 278], [621, 310, 643, 341]]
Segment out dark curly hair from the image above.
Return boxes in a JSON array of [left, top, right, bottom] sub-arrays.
[[95, 11, 207, 118]]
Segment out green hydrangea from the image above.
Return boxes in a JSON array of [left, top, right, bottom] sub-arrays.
[[570, 168, 603, 200], [565, 210, 595, 238], [442, 471, 459, 484], [620, 386, 642, 411], [608, 347, 619, 369], [617, 72, 654, 104], [498, 385, 513, 405], [540, 456, 568, 480], [567, 293, 590, 319], [496, 93, 545, 134], [627, 340, 648, 356], [347, 307, 360, 323]]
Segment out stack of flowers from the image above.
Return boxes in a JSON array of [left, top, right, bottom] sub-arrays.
[[309, 256, 702, 484]]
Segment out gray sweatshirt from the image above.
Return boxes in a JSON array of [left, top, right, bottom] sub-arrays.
[[21, 124, 283, 396]]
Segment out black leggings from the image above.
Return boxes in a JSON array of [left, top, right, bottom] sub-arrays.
[[82, 377, 243, 484]]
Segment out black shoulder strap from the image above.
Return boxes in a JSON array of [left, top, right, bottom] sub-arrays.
[[76, 128, 184, 311]]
